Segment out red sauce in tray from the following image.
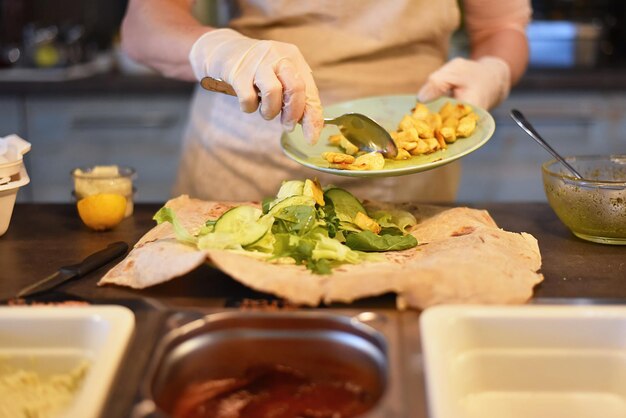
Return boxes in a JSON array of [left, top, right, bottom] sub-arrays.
[[171, 364, 374, 418]]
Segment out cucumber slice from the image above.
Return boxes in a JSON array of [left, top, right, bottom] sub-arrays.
[[268, 195, 316, 216], [214, 206, 272, 246], [324, 188, 367, 222]]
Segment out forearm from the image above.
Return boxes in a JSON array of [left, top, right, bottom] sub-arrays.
[[470, 28, 529, 85], [462, 0, 531, 86], [121, 0, 213, 80]]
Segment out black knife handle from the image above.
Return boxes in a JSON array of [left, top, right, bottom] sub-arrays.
[[64, 241, 129, 277]]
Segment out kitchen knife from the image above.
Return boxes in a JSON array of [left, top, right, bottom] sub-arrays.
[[16, 241, 128, 299]]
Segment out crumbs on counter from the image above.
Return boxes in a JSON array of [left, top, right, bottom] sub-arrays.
[[7, 299, 91, 307], [235, 298, 299, 311]]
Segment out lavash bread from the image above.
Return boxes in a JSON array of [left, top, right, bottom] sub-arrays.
[[99, 195, 543, 310]]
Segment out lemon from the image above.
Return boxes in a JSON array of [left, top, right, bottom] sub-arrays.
[[77, 193, 127, 231]]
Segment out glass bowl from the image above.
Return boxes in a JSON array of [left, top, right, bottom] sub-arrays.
[[542, 155, 626, 245], [71, 166, 136, 218]]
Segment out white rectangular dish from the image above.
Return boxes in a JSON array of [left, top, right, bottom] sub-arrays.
[[420, 305, 626, 418], [0, 306, 135, 418]]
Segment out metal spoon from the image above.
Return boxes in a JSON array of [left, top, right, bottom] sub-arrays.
[[200, 77, 398, 158], [323, 113, 397, 158], [510, 109, 584, 179]]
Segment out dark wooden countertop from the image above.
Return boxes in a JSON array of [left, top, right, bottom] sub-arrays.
[[1, 202, 624, 305]]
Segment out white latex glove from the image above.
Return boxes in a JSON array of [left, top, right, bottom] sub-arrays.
[[417, 56, 511, 110], [189, 28, 323, 143]]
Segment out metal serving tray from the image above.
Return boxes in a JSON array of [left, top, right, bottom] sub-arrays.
[[130, 309, 415, 418]]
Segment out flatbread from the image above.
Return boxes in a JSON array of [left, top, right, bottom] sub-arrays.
[[99, 195, 543, 309]]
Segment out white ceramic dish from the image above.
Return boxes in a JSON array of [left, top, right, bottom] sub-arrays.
[[420, 305, 626, 418], [0, 306, 135, 418], [0, 165, 30, 237]]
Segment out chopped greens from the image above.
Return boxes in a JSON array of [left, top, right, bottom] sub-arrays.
[[154, 179, 418, 274]]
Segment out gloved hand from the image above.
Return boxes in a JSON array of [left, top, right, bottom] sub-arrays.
[[417, 56, 511, 110], [189, 28, 323, 143]]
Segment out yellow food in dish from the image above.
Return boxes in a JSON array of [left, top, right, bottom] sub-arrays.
[[324, 101, 480, 170], [0, 362, 89, 418]]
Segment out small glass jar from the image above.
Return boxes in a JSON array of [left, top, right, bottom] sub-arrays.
[[72, 165, 136, 217]]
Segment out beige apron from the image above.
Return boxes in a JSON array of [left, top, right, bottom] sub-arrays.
[[174, 0, 461, 202]]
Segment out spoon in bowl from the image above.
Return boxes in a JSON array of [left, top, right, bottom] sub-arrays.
[[200, 77, 398, 158], [510, 109, 584, 180]]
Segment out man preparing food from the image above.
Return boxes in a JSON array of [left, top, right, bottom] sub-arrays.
[[121, 0, 531, 201]]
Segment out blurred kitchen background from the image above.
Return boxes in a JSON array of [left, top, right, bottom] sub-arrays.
[[1, 0, 625, 203]]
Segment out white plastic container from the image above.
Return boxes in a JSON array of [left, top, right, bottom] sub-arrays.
[[0, 306, 135, 418], [0, 135, 31, 178], [421, 305, 626, 418], [0, 165, 30, 237]]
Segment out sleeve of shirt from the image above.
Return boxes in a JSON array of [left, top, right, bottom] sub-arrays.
[[462, 0, 532, 45]]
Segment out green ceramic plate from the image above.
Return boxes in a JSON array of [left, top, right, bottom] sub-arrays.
[[281, 95, 495, 177]]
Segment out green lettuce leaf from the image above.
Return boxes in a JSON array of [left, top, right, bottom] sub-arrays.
[[272, 205, 320, 236], [272, 233, 315, 265], [312, 233, 361, 264], [276, 180, 305, 200], [308, 258, 333, 275], [372, 209, 417, 233], [345, 230, 418, 252], [153, 207, 197, 246]]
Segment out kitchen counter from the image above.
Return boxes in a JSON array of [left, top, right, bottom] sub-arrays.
[[1, 202, 624, 304], [0, 202, 624, 418], [2, 67, 626, 96]]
